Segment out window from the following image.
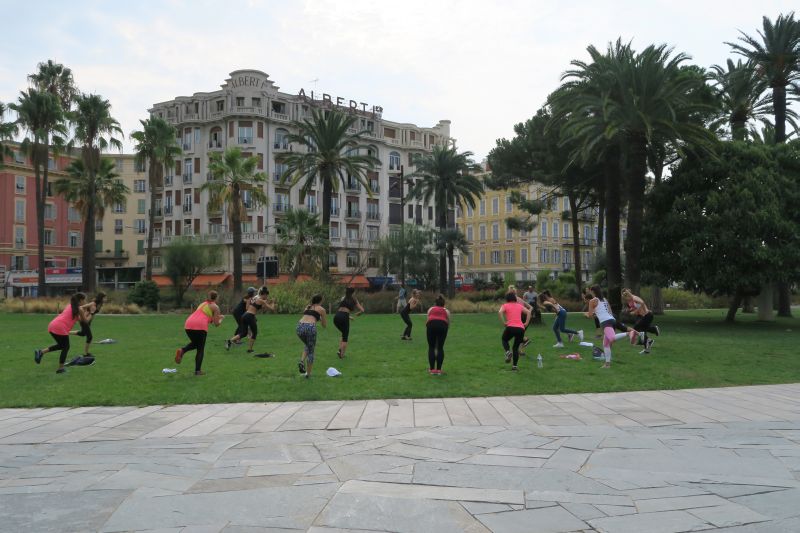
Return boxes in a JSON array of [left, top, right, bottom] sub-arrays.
[[466, 225, 473, 241], [44, 204, 56, 220], [68, 206, 80, 222], [563, 197, 570, 211], [563, 223, 569, 239], [137, 199, 146, 214], [115, 158, 124, 172], [183, 159, 192, 181], [48, 157, 56, 170], [541, 220, 547, 237], [68, 231, 80, 248], [113, 201, 125, 214], [585, 250, 592, 267], [479, 224, 486, 240], [407, 204, 413, 219], [236, 96, 245, 106], [521, 248, 528, 263], [492, 197, 499, 215], [480, 251, 486, 265], [42, 229, 54, 245], [346, 251, 359, 268], [216, 100, 224, 112], [367, 255, 378, 268], [505, 196, 512, 212], [330, 223, 340, 239], [69, 257, 79, 268], [564, 249, 572, 264], [15, 176, 25, 193], [153, 255, 162, 268], [506, 225, 513, 239], [15, 200, 25, 222], [428, 206, 433, 221], [115, 219, 123, 234], [274, 128, 289, 149], [505, 250, 515, 264], [554, 249, 561, 264], [467, 205, 473, 217], [14, 151, 25, 163], [367, 226, 379, 241], [479, 199, 485, 216], [238, 126, 253, 144], [492, 223, 499, 240], [521, 227, 527, 238], [134, 180, 146, 192], [135, 219, 146, 234], [137, 240, 145, 255], [583, 224, 591, 243], [252, 97, 261, 107], [95, 219, 103, 232], [330, 196, 340, 216], [553, 223, 558, 239], [389, 151, 401, 170], [275, 192, 289, 211], [621, 228, 627, 242], [329, 251, 338, 267], [491, 251, 501, 264]]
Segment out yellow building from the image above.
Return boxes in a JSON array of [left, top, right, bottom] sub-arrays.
[[94, 154, 149, 290], [457, 169, 621, 284]]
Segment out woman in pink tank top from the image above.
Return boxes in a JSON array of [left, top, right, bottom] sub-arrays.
[[425, 294, 451, 375], [498, 292, 530, 370], [34, 292, 87, 374], [174, 290, 224, 376]]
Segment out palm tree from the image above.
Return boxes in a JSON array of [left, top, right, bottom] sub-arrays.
[[729, 12, 800, 317], [131, 117, 181, 280], [54, 158, 129, 245], [29, 60, 76, 109], [11, 89, 68, 295], [0, 102, 17, 164], [555, 40, 715, 296], [201, 147, 267, 291], [709, 59, 795, 140], [408, 145, 482, 293], [70, 93, 123, 291], [274, 207, 329, 280], [276, 109, 380, 272], [436, 228, 470, 298]]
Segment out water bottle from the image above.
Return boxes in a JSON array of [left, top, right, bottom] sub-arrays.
[[162, 368, 177, 374], [537, 354, 543, 368]]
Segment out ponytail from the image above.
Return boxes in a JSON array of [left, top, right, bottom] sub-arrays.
[[71, 292, 87, 319]]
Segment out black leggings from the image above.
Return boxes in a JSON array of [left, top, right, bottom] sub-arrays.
[[401, 311, 412, 338], [334, 311, 350, 342], [502, 326, 525, 366], [75, 321, 93, 344], [633, 312, 658, 342], [48, 333, 70, 365], [183, 329, 207, 372], [232, 311, 243, 337], [237, 313, 258, 339], [426, 320, 448, 370]]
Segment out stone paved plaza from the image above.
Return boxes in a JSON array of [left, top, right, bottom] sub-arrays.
[[2, 384, 800, 532]]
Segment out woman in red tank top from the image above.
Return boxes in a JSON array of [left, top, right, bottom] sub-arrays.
[[34, 292, 87, 374], [425, 294, 450, 375]]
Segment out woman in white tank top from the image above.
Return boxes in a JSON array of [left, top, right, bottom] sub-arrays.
[[584, 286, 639, 368]]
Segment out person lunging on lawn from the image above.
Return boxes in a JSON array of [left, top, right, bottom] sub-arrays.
[[175, 290, 224, 376], [70, 292, 105, 358], [297, 294, 327, 378], [226, 286, 275, 353], [622, 289, 660, 354], [585, 285, 637, 369], [499, 292, 530, 371], [334, 287, 364, 359], [230, 287, 256, 343], [35, 292, 87, 374], [400, 289, 422, 340], [539, 290, 583, 348]]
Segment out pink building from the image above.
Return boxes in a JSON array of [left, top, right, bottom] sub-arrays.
[[1, 146, 83, 296]]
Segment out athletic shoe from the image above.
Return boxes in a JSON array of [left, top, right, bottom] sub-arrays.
[[56, 368, 66, 374], [578, 330, 585, 342], [247, 349, 254, 354], [432, 369, 441, 375], [505, 350, 512, 363], [298, 360, 306, 374], [567, 333, 574, 342], [553, 342, 564, 348], [34, 349, 43, 365], [646, 338, 655, 351], [400, 336, 408, 340], [225, 340, 232, 351], [194, 370, 205, 376], [511, 366, 519, 371], [175, 348, 183, 364], [654, 325, 660, 337], [428, 369, 434, 375], [522, 338, 531, 348], [639, 348, 650, 355]]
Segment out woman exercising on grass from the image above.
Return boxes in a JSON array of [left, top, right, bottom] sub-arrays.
[[226, 286, 275, 353], [333, 287, 364, 359], [400, 289, 422, 340], [539, 290, 583, 348], [35, 292, 87, 374], [585, 285, 638, 368], [70, 292, 106, 357], [296, 294, 327, 378], [175, 290, 224, 376]]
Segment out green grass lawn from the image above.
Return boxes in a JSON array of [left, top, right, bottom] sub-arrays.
[[1, 310, 798, 407]]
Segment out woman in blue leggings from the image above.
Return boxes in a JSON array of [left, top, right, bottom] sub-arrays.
[[539, 290, 583, 348]]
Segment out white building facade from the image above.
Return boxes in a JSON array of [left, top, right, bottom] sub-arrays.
[[148, 69, 451, 278]]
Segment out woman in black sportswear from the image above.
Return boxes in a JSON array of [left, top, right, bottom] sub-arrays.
[[226, 286, 275, 352], [333, 287, 364, 359], [71, 292, 106, 357], [231, 287, 256, 341], [400, 289, 422, 340]]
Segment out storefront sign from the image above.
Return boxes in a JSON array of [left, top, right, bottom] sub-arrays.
[[45, 267, 83, 284]]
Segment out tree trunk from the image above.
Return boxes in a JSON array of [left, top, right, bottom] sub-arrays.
[[596, 187, 605, 247], [321, 175, 332, 274], [232, 184, 243, 292], [82, 147, 98, 292], [742, 296, 754, 313], [33, 140, 47, 296], [438, 210, 447, 294], [447, 244, 455, 299], [725, 286, 744, 323], [624, 136, 647, 294], [145, 161, 158, 281], [772, 85, 793, 317], [604, 149, 623, 315], [568, 193, 583, 295], [758, 284, 775, 321], [651, 285, 665, 314], [731, 119, 747, 142]]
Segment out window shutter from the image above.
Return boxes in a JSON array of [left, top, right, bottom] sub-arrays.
[[257, 153, 264, 170], [194, 158, 200, 173], [194, 189, 200, 204], [257, 216, 263, 232], [229, 122, 234, 137], [175, 192, 181, 206], [194, 219, 200, 235], [175, 160, 181, 175], [257, 122, 264, 138]]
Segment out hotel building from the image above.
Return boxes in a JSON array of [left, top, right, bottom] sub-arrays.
[[457, 166, 620, 284], [147, 69, 451, 279]]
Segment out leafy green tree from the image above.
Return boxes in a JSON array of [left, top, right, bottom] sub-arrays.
[[202, 147, 267, 291], [69, 93, 123, 291], [54, 158, 129, 263], [163, 238, 223, 307], [729, 12, 800, 317], [11, 88, 68, 295], [0, 102, 17, 164], [642, 141, 800, 322], [408, 145, 482, 293], [276, 109, 380, 273], [127, 280, 161, 309], [274, 207, 329, 280], [377, 226, 438, 289], [131, 117, 181, 281]]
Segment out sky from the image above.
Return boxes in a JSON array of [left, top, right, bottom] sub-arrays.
[[1, 0, 797, 160]]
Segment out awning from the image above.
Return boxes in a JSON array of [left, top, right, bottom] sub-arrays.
[[191, 273, 231, 288], [335, 274, 370, 288], [264, 274, 313, 285], [152, 275, 173, 287]]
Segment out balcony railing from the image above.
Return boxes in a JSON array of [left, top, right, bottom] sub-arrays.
[[183, 204, 192, 214], [305, 204, 318, 214], [369, 182, 379, 193], [150, 232, 274, 248], [273, 202, 291, 213], [271, 111, 289, 122], [96, 250, 130, 260], [345, 209, 361, 220], [182, 143, 192, 151], [164, 176, 173, 187], [183, 174, 193, 184], [238, 137, 253, 145], [208, 140, 223, 149], [330, 207, 340, 217], [233, 106, 266, 116], [273, 141, 290, 150], [273, 171, 286, 183], [345, 181, 362, 192], [164, 206, 173, 216], [366, 211, 380, 221]]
